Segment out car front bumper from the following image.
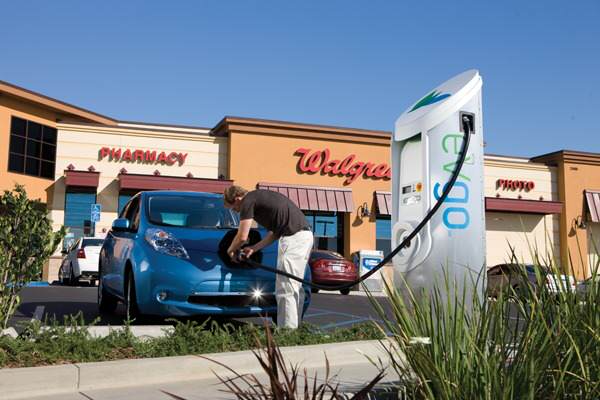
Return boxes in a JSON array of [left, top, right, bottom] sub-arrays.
[[133, 248, 310, 317]]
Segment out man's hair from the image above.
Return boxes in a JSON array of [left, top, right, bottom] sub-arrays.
[[223, 185, 248, 204]]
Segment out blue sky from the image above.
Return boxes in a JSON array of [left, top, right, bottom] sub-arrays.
[[1, 1, 598, 157]]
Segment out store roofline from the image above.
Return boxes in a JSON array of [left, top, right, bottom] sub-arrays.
[[531, 150, 600, 166], [0, 80, 116, 125], [117, 120, 211, 131], [2, 80, 599, 161], [211, 115, 392, 138], [57, 121, 215, 137]]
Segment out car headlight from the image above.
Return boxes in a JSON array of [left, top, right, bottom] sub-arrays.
[[145, 228, 190, 260]]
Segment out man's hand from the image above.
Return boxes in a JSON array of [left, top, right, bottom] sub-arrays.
[[241, 246, 255, 259], [227, 247, 237, 262]]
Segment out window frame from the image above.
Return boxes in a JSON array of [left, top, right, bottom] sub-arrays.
[[375, 215, 392, 256], [304, 211, 343, 253], [7, 116, 57, 180]]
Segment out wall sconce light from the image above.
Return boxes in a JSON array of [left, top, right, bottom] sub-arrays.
[[359, 202, 370, 218], [575, 215, 587, 229]]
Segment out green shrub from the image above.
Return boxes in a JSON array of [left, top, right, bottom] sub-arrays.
[[0, 185, 65, 329], [0, 314, 384, 368], [370, 261, 600, 399]]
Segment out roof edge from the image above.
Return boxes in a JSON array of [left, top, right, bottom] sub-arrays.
[[210, 116, 392, 138], [0, 80, 116, 125]]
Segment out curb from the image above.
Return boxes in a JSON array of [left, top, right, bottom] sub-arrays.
[[39, 325, 175, 339], [0, 339, 390, 399]]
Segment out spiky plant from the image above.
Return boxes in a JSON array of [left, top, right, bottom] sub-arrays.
[[164, 321, 385, 400], [368, 246, 600, 399]]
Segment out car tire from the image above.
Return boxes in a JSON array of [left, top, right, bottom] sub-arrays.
[[98, 278, 118, 314], [125, 272, 142, 321], [59, 265, 70, 285], [69, 266, 79, 287], [340, 288, 350, 295], [311, 288, 319, 294]]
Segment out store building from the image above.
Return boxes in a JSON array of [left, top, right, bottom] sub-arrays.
[[0, 80, 597, 281]]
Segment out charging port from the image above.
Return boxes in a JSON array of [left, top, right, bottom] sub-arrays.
[[460, 112, 475, 134]]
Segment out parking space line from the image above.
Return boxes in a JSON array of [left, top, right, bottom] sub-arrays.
[[308, 307, 364, 319], [320, 317, 376, 330], [303, 311, 334, 318]]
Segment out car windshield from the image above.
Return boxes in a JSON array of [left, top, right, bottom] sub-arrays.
[[147, 195, 239, 229], [82, 239, 104, 247]]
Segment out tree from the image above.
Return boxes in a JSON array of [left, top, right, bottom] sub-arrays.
[[0, 185, 65, 329]]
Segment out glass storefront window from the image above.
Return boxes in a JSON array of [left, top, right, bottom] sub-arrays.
[[304, 211, 341, 253], [64, 191, 97, 240], [118, 194, 133, 216], [376, 216, 391, 256]]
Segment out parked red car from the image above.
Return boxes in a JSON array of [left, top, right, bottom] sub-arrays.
[[309, 250, 358, 295]]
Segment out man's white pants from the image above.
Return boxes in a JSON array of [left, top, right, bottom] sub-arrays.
[[276, 230, 313, 329]]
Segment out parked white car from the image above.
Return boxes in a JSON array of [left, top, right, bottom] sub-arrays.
[[59, 237, 105, 285], [576, 275, 599, 297]]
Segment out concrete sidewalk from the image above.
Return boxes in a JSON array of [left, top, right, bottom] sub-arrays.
[[0, 340, 400, 400]]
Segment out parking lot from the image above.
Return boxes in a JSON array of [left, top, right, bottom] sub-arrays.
[[9, 284, 392, 332]]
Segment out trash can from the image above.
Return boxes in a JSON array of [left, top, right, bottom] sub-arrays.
[[353, 250, 384, 292]]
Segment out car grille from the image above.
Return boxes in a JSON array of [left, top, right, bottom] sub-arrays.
[[187, 294, 276, 307]]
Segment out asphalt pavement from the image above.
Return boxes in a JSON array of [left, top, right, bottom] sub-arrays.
[[9, 284, 393, 331]]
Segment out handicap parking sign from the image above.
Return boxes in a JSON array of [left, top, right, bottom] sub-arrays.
[[91, 204, 101, 222]]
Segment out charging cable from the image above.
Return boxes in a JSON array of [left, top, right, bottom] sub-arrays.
[[237, 116, 473, 291]]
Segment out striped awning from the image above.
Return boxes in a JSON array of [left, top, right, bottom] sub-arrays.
[[585, 190, 600, 222], [257, 182, 354, 212], [374, 191, 392, 215]]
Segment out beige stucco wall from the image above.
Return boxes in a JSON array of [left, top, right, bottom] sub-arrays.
[[483, 156, 560, 267]]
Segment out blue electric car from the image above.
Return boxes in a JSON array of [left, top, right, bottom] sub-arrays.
[[98, 191, 311, 319]]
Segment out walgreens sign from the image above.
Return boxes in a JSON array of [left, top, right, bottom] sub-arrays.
[[294, 148, 391, 185], [99, 147, 188, 166]]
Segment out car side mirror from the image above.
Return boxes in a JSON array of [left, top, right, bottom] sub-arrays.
[[112, 218, 130, 232]]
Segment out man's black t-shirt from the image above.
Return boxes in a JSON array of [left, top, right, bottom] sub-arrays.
[[239, 190, 310, 238]]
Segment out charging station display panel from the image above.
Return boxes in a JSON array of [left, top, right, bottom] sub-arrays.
[[392, 70, 486, 307]]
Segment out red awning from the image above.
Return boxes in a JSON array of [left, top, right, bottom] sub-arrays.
[[118, 174, 232, 193], [374, 191, 392, 215], [257, 182, 354, 212], [485, 197, 562, 214], [64, 170, 100, 188], [585, 190, 600, 222]]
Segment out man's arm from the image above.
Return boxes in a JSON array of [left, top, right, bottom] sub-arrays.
[[227, 218, 253, 260]]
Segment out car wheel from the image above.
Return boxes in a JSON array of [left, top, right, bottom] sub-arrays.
[[125, 272, 141, 321], [69, 266, 79, 286], [311, 288, 319, 294], [59, 265, 70, 285], [340, 288, 350, 295], [98, 277, 118, 314]]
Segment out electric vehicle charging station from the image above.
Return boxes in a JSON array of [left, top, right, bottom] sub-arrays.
[[392, 69, 486, 307]]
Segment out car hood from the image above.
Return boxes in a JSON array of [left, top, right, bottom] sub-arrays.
[[151, 226, 272, 253], [152, 225, 279, 277]]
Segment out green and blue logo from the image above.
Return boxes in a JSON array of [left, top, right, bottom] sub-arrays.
[[409, 90, 451, 113]]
